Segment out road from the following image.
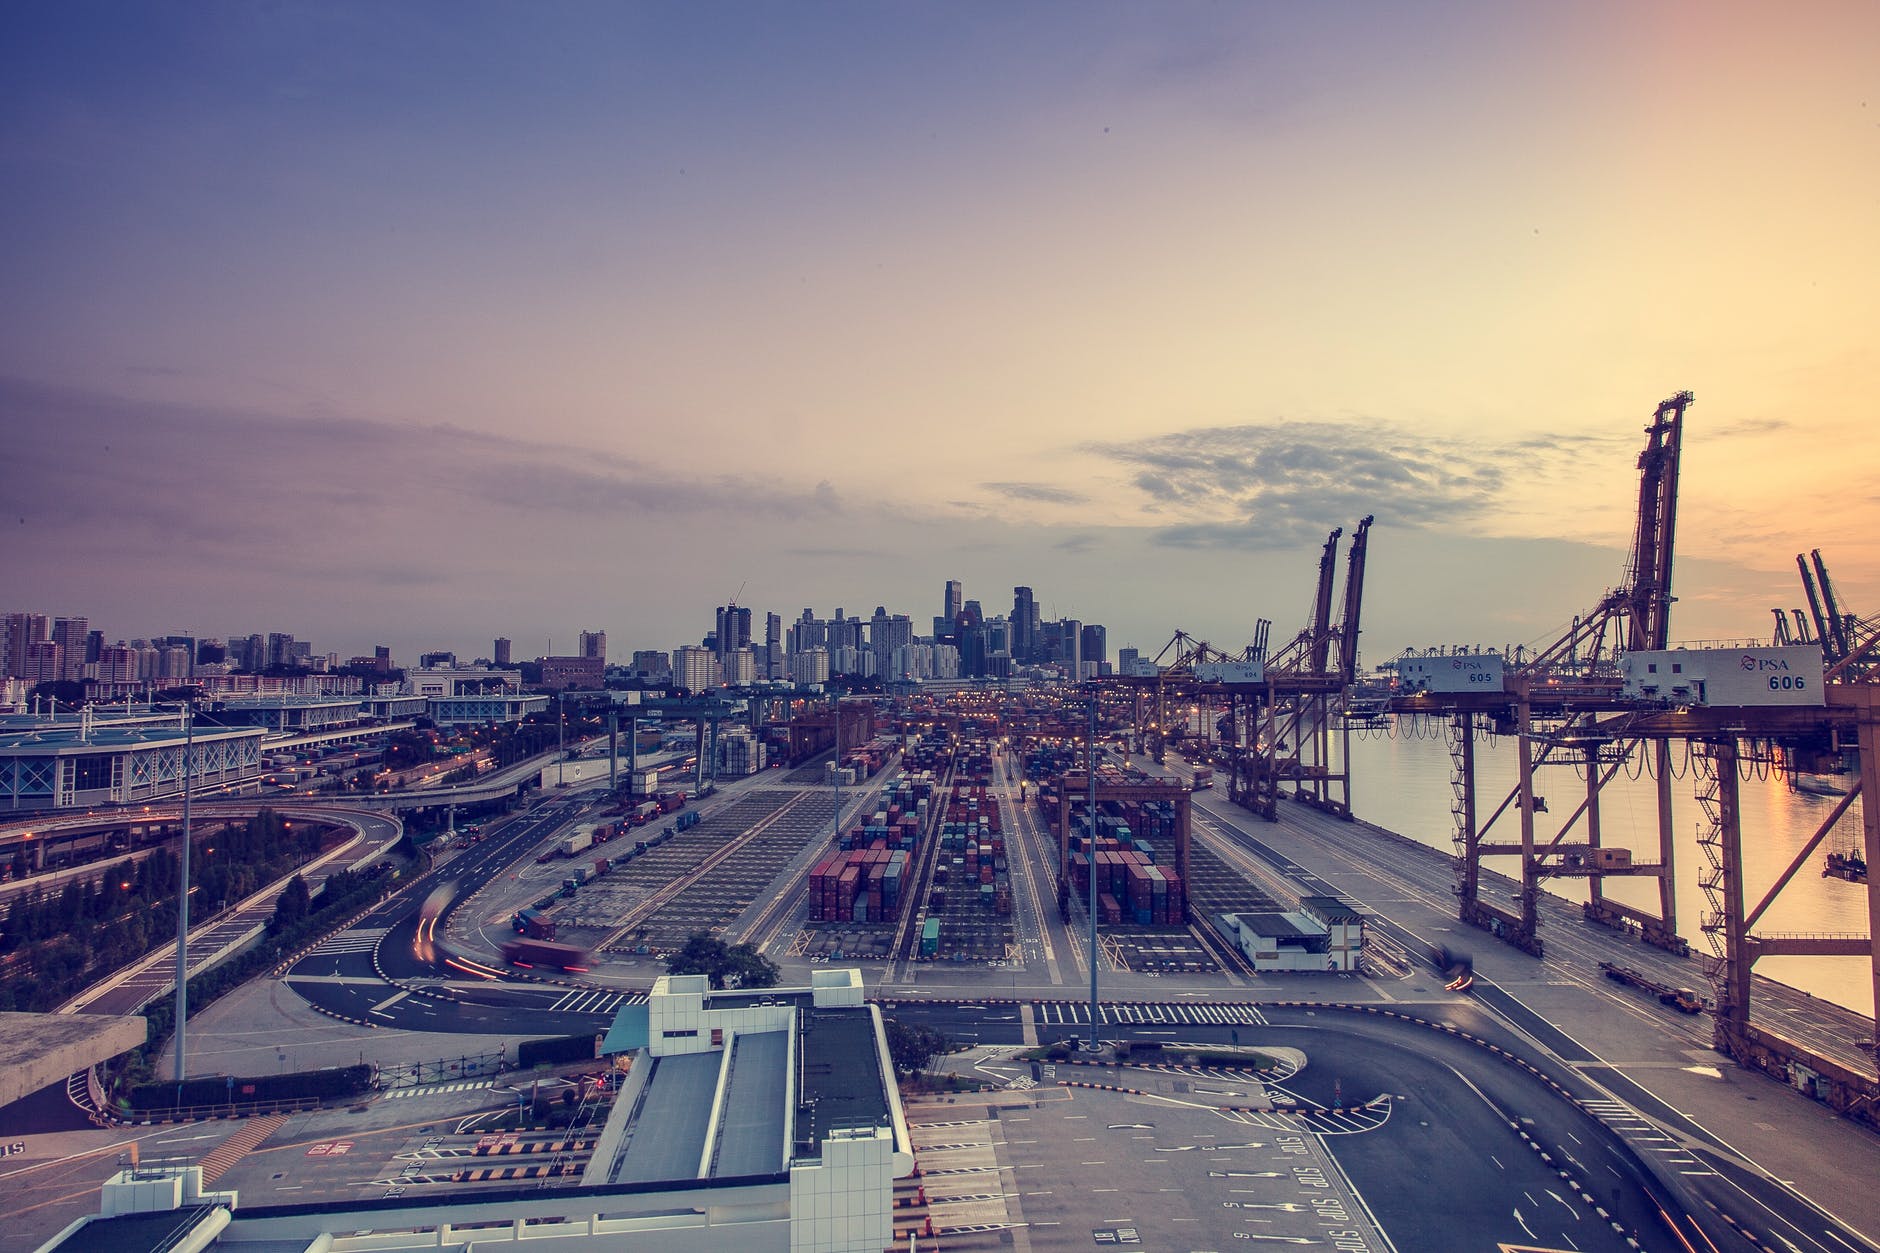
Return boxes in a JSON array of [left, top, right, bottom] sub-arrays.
[[59, 808, 404, 1016]]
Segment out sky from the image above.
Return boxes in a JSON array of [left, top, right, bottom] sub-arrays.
[[2, 1, 1877, 665]]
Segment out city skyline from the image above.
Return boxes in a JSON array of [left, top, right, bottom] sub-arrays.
[[3, 4, 1875, 663]]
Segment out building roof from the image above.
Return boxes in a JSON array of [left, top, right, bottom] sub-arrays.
[[44, 1204, 222, 1253], [794, 1008, 890, 1156], [0, 724, 263, 754], [709, 1030, 788, 1178], [1300, 895, 1364, 924], [610, 1052, 720, 1183], [1232, 911, 1317, 939]]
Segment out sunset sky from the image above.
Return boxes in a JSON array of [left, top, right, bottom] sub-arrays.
[[3, 2, 1876, 663]]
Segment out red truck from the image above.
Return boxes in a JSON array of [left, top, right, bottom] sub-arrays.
[[500, 939, 592, 971], [657, 790, 688, 814]]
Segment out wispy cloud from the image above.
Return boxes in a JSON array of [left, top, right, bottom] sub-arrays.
[[981, 481, 1091, 506]]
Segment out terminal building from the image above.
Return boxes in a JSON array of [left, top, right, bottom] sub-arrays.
[[40, 969, 915, 1253], [427, 691, 551, 728], [205, 694, 367, 733], [0, 717, 265, 815]]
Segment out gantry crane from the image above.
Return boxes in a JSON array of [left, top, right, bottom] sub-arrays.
[[1402, 393, 1694, 958]]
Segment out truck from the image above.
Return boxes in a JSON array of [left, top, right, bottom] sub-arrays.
[[560, 830, 594, 858], [499, 939, 591, 971], [632, 800, 660, 827], [1599, 960, 1704, 1013], [1191, 767, 1214, 791], [673, 810, 701, 833], [512, 907, 557, 940], [657, 790, 688, 813]]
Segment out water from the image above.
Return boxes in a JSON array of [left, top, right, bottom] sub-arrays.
[[1338, 723, 1873, 1018]]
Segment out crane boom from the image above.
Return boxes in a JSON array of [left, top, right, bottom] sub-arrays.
[[1307, 527, 1343, 674], [1336, 515, 1374, 684]]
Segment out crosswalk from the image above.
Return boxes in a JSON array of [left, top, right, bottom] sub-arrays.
[[544, 988, 643, 1015], [382, 1080, 495, 1101], [1034, 1001, 1271, 1027], [1579, 1098, 1716, 1176], [198, 1114, 287, 1184], [313, 927, 387, 955]]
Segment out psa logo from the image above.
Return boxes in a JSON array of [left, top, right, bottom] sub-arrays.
[[1743, 653, 1809, 692]]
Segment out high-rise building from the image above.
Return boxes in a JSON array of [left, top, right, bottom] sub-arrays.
[[630, 650, 671, 681], [790, 646, 830, 686], [579, 630, 607, 661], [943, 580, 963, 624], [724, 647, 758, 685], [765, 612, 784, 679], [1011, 587, 1037, 662], [3, 612, 49, 679], [868, 607, 913, 677], [714, 606, 752, 661], [1053, 618, 1082, 677], [1080, 624, 1107, 667], [674, 645, 722, 693], [493, 637, 512, 666], [20, 640, 62, 685], [52, 617, 89, 683], [98, 644, 138, 684]]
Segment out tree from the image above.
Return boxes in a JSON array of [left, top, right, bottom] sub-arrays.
[[664, 933, 779, 990], [270, 874, 310, 933], [883, 1019, 950, 1077]]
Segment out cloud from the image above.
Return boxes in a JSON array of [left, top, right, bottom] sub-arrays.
[[1053, 534, 1099, 553], [1710, 417, 1791, 439], [1086, 419, 1509, 549], [0, 375, 846, 561], [980, 481, 1092, 506]]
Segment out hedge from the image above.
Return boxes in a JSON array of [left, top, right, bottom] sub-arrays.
[[129, 1063, 372, 1110], [516, 1034, 598, 1068]]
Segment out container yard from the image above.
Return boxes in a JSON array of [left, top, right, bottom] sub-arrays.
[[582, 790, 844, 953]]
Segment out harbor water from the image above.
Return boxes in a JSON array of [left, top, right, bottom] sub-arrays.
[[1340, 722, 1873, 1018]]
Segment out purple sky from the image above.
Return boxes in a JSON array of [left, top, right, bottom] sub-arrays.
[[3, 3, 1875, 663]]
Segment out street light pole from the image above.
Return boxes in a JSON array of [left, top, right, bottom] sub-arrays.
[[173, 700, 193, 1084], [1087, 693, 1100, 1052]]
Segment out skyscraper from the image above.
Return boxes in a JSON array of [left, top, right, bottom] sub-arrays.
[[494, 637, 512, 666], [943, 580, 963, 624], [1012, 587, 1038, 663], [3, 612, 48, 680], [715, 605, 752, 661], [765, 612, 784, 680], [1080, 624, 1107, 668], [579, 630, 607, 662], [52, 616, 89, 682]]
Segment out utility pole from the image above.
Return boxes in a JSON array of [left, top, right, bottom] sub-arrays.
[[557, 693, 565, 787], [173, 700, 194, 1085], [1087, 692, 1100, 1052]]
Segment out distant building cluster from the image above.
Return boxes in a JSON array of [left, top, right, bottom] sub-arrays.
[[5, 579, 1134, 711]]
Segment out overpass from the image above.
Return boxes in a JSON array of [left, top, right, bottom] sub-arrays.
[[0, 741, 590, 888]]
